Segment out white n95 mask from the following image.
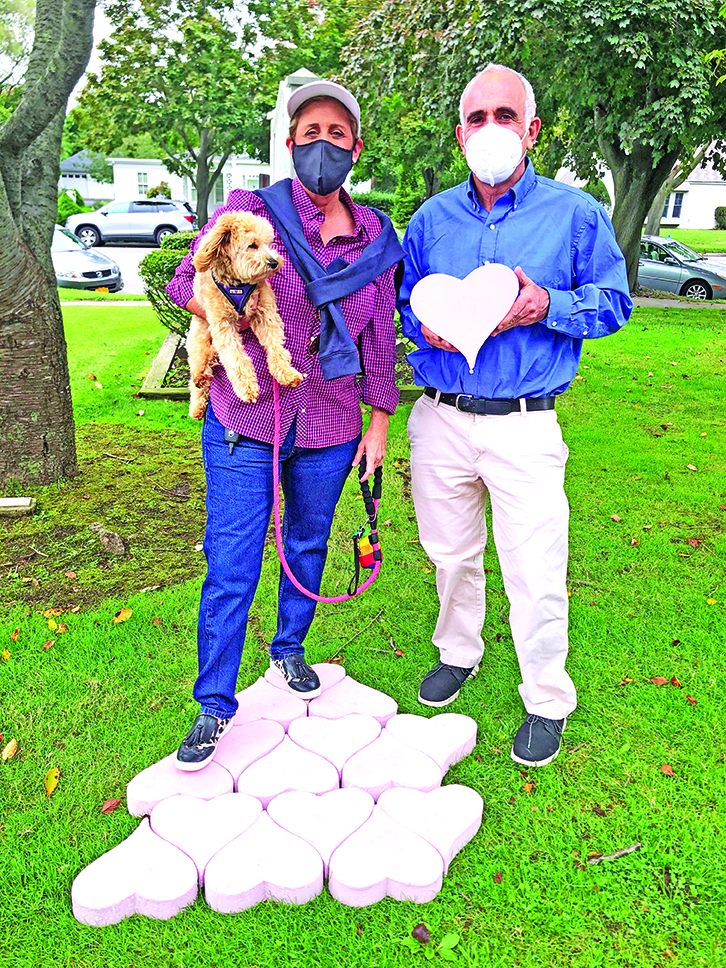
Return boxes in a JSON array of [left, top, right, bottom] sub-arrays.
[[464, 124, 526, 187]]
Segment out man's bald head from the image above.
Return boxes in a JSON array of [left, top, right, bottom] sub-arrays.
[[459, 64, 536, 128]]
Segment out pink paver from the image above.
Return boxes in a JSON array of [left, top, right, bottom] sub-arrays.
[[232, 677, 308, 730], [307, 675, 398, 725], [236, 736, 339, 808], [214, 719, 285, 785], [377, 786, 484, 873], [267, 789, 375, 875], [384, 713, 478, 773], [287, 713, 381, 775], [150, 793, 262, 884], [204, 812, 324, 912], [263, 662, 346, 698], [341, 730, 442, 801], [126, 753, 234, 817], [71, 818, 198, 926], [327, 806, 444, 907]]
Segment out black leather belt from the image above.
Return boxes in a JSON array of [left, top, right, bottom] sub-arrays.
[[424, 387, 556, 415]]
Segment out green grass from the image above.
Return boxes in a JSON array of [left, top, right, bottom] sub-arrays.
[[58, 289, 149, 302], [658, 228, 726, 253], [2, 305, 726, 968]]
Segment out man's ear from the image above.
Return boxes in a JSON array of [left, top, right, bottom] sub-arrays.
[[193, 214, 235, 273], [456, 124, 466, 155], [524, 116, 542, 152]]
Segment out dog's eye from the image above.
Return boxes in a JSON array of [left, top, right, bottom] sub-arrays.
[[248, 243, 258, 250]]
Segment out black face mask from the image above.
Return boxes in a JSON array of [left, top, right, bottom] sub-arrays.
[[292, 140, 355, 197]]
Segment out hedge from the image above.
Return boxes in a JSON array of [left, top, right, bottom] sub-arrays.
[[715, 206, 726, 230], [139, 230, 198, 338], [349, 191, 396, 217]]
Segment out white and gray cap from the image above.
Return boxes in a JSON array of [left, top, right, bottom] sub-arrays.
[[286, 80, 361, 129]]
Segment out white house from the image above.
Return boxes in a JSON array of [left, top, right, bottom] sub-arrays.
[[268, 67, 320, 184], [59, 151, 114, 204]]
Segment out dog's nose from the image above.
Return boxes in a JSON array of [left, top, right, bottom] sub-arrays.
[[267, 259, 279, 270]]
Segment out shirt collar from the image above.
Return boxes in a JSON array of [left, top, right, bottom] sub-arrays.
[[465, 155, 538, 210], [291, 176, 369, 241]]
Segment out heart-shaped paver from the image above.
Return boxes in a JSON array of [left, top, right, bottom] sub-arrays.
[[232, 677, 308, 730], [204, 812, 324, 912], [72, 818, 198, 926], [308, 675, 398, 725], [236, 736, 339, 808], [384, 713, 477, 772], [410, 263, 519, 370], [288, 713, 381, 775], [263, 662, 346, 698], [342, 730, 441, 801], [126, 753, 234, 817], [150, 793, 262, 883], [377, 786, 483, 873], [327, 806, 444, 906], [267, 788, 375, 875], [214, 719, 285, 784]]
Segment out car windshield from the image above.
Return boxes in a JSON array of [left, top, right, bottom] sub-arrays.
[[52, 227, 84, 252], [661, 239, 702, 262]]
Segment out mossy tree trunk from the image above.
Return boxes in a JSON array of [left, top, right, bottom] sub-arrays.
[[0, 0, 95, 486]]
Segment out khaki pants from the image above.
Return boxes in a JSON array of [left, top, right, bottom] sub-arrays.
[[407, 393, 577, 720]]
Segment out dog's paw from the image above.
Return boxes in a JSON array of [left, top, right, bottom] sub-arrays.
[[237, 381, 260, 403], [189, 401, 207, 420], [273, 366, 305, 389]]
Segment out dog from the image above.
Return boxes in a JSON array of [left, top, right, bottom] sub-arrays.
[[186, 211, 304, 420]]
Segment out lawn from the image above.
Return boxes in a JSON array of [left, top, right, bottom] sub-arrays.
[[58, 289, 149, 301], [2, 304, 726, 968], [658, 228, 726, 254]]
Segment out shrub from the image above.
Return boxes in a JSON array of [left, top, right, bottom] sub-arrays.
[[583, 179, 612, 210], [57, 189, 91, 226], [391, 169, 426, 227], [148, 180, 172, 199], [139, 232, 197, 338], [715, 206, 726, 230], [350, 191, 396, 216]]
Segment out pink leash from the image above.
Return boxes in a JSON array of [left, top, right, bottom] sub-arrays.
[[272, 380, 382, 603]]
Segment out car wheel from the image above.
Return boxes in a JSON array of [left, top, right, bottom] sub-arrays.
[[76, 225, 102, 247], [155, 226, 176, 245], [680, 280, 712, 300]]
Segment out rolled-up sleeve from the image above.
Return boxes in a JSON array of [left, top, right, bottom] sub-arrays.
[[359, 264, 399, 413]]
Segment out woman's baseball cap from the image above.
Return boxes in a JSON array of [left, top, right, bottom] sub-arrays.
[[286, 80, 361, 129]]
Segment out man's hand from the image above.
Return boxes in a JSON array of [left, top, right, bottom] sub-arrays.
[[491, 266, 550, 336], [421, 323, 459, 353]]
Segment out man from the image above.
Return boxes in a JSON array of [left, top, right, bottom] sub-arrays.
[[398, 64, 632, 767]]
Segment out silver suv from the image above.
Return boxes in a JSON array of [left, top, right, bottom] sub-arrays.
[[66, 198, 197, 247]]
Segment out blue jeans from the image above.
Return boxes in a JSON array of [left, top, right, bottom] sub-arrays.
[[195, 403, 360, 719]]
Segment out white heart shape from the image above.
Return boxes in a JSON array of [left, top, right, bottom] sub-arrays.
[[327, 806, 444, 906], [204, 812, 324, 912], [288, 713, 381, 774], [236, 736, 339, 808], [267, 789, 375, 874], [263, 661, 346, 698], [341, 730, 442, 801], [410, 263, 519, 369], [232, 677, 308, 730], [384, 713, 477, 773], [307, 674, 398, 725], [71, 818, 198, 926], [377, 786, 483, 873], [126, 752, 234, 817], [214, 719, 285, 783], [150, 793, 262, 883]]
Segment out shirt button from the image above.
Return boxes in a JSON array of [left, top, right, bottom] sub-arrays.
[[489, 224, 495, 231], [552, 322, 557, 327], [583, 329, 588, 335], [513, 203, 518, 209], [301, 408, 306, 414], [485, 260, 490, 264]]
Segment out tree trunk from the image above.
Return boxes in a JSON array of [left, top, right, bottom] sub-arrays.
[[195, 128, 211, 228], [644, 182, 670, 237]]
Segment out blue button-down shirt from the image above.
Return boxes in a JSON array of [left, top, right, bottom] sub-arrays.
[[398, 159, 632, 398]]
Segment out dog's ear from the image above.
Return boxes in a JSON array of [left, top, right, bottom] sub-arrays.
[[193, 214, 236, 273]]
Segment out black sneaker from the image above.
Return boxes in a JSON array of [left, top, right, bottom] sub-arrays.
[[269, 655, 322, 698], [418, 661, 480, 707], [175, 713, 233, 772], [511, 715, 566, 767]]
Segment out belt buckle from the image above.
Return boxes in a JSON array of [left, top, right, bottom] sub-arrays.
[[454, 394, 473, 412]]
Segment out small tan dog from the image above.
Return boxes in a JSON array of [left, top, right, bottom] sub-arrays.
[[187, 211, 304, 419]]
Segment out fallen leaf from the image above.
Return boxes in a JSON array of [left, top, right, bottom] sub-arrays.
[[707, 598, 717, 605], [493, 871, 503, 884], [2, 738, 17, 760], [686, 464, 697, 472], [394, 649, 406, 657], [592, 806, 607, 817], [87, 373, 96, 380], [720, 505, 726, 511], [687, 538, 702, 549], [47, 618, 57, 631], [700, 432, 707, 437], [44, 767, 60, 797], [660, 764, 676, 777], [94, 381, 103, 389], [137, 409, 145, 416], [112, 607, 133, 624], [57, 623, 68, 634], [382, 519, 392, 526], [64, 571, 77, 579], [611, 514, 622, 522], [152, 617, 163, 626], [686, 695, 697, 706], [617, 677, 636, 685], [650, 676, 669, 685], [523, 781, 535, 792], [588, 851, 603, 858], [631, 538, 640, 547], [411, 923, 431, 944], [643, 524, 653, 530], [670, 676, 682, 688], [101, 798, 122, 815], [194, 543, 204, 552], [1, 648, 10, 662], [42, 640, 55, 651], [10, 627, 19, 641]]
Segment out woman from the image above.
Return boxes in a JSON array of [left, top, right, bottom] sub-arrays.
[[166, 80, 403, 771]]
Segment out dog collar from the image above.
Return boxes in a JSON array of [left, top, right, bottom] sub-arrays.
[[211, 273, 257, 315]]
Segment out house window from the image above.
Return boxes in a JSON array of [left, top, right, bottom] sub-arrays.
[[138, 172, 148, 194], [259, 173, 270, 188], [662, 197, 670, 219], [672, 192, 684, 218], [215, 180, 224, 204]]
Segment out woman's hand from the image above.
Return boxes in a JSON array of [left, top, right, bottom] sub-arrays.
[[353, 407, 389, 482], [238, 291, 259, 331]]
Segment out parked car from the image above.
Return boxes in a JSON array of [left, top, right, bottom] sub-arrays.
[[65, 198, 197, 247], [52, 226, 124, 292], [638, 235, 726, 300]]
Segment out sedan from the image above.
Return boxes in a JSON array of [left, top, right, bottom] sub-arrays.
[[66, 199, 196, 247], [52, 226, 124, 291], [638, 235, 726, 300]]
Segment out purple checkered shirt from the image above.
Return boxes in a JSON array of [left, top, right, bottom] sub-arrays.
[[167, 178, 399, 448]]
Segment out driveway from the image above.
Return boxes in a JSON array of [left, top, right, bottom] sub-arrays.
[[103, 245, 155, 295]]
